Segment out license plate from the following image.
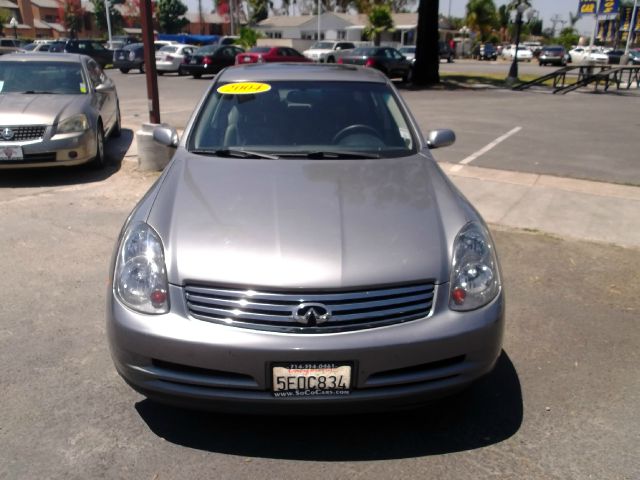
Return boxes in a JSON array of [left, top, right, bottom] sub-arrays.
[[190, 59, 197, 64], [119, 55, 125, 59], [0, 146, 23, 160], [272, 362, 351, 397], [242, 57, 251, 63]]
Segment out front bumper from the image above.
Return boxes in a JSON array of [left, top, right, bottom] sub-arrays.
[[0, 129, 96, 169], [108, 283, 505, 413], [114, 59, 143, 70], [156, 60, 180, 72]]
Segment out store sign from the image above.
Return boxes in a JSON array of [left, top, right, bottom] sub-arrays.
[[598, 0, 619, 15], [578, 0, 597, 15]]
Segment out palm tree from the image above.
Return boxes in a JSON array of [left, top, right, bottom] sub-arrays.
[[413, 0, 440, 85], [466, 0, 498, 41], [364, 4, 394, 46]]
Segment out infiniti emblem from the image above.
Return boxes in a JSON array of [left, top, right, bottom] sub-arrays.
[[292, 303, 332, 326], [1, 128, 14, 140]]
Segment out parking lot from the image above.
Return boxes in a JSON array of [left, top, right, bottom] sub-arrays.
[[1, 62, 639, 479]]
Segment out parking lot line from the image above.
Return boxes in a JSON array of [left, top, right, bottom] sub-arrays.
[[450, 126, 523, 172]]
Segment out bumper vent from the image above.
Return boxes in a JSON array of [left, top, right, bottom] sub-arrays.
[[184, 282, 435, 333]]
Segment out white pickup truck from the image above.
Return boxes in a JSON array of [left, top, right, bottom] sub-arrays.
[[302, 41, 357, 63]]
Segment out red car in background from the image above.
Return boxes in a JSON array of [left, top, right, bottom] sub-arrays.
[[235, 46, 311, 64]]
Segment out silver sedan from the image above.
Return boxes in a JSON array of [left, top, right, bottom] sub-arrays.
[[0, 52, 120, 169], [107, 64, 504, 413], [155, 44, 196, 75]]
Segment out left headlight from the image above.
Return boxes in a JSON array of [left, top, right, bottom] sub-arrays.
[[57, 114, 89, 134], [449, 222, 501, 311], [114, 222, 169, 314]]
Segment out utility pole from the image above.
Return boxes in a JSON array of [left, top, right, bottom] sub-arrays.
[[140, 0, 160, 124], [104, 0, 113, 47], [550, 14, 562, 37]]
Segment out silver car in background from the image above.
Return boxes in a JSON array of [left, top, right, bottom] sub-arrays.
[[107, 64, 504, 413], [0, 53, 120, 169], [155, 43, 196, 75]]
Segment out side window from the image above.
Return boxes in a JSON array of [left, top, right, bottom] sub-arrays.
[[86, 60, 103, 85], [383, 49, 393, 59], [391, 49, 403, 60], [277, 48, 288, 57]]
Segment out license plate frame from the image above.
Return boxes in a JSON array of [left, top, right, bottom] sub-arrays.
[[0, 145, 23, 161], [271, 362, 353, 397]]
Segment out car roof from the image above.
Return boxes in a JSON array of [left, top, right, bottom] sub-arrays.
[[0, 52, 85, 63], [217, 63, 388, 84]]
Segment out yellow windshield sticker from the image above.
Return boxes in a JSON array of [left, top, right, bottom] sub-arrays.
[[217, 82, 271, 95], [80, 83, 87, 93]]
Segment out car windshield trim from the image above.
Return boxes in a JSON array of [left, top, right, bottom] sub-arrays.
[[192, 148, 280, 159]]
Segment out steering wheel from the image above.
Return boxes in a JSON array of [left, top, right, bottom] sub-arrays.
[[332, 124, 383, 144]]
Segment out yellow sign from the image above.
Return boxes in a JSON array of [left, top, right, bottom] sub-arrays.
[[217, 82, 272, 95]]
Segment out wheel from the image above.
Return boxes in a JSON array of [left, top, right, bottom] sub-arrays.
[[539, 62, 544, 66], [89, 123, 105, 169], [157, 70, 164, 76], [402, 67, 413, 83], [119, 68, 129, 74], [111, 104, 121, 138], [332, 124, 383, 144], [447, 56, 453, 63], [139, 63, 145, 74], [326, 56, 335, 63], [193, 73, 201, 79], [178, 66, 185, 76]]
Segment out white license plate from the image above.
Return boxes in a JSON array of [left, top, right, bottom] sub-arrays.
[[190, 59, 197, 64], [0, 146, 23, 160], [272, 363, 351, 397], [242, 57, 251, 63]]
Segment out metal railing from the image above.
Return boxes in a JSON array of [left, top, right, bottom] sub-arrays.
[[513, 64, 640, 94]]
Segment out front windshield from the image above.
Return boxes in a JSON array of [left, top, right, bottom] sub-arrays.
[[189, 80, 416, 158], [399, 47, 415, 54], [0, 61, 87, 94], [196, 45, 217, 55], [311, 42, 333, 49]]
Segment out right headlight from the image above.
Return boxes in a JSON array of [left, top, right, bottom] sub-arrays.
[[114, 222, 169, 314], [449, 222, 501, 311], [57, 114, 89, 134]]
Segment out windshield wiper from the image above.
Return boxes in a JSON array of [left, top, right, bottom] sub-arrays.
[[191, 148, 279, 160], [22, 90, 58, 94], [303, 150, 380, 159]]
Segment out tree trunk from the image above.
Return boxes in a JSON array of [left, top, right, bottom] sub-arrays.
[[413, 0, 440, 86]]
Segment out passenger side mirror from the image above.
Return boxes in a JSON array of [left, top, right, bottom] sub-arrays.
[[153, 125, 179, 148], [95, 82, 113, 92], [426, 129, 456, 149]]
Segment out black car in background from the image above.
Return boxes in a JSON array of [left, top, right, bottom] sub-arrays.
[[606, 49, 625, 64], [338, 47, 413, 81], [113, 43, 145, 73], [538, 45, 568, 66], [63, 40, 113, 68], [181, 44, 244, 78], [439, 41, 454, 62], [472, 43, 497, 61]]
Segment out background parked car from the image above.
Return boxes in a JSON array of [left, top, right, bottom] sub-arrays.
[[338, 46, 413, 81], [568, 46, 609, 64], [538, 45, 567, 66], [398, 45, 416, 63], [627, 49, 640, 65], [0, 52, 120, 169], [502, 45, 533, 62], [235, 46, 310, 64], [302, 41, 356, 62], [113, 43, 145, 73], [63, 40, 113, 68], [472, 43, 497, 60], [155, 44, 196, 75], [439, 41, 454, 62], [181, 44, 244, 78], [23, 42, 58, 52], [0, 38, 23, 55], [606, 49, 625, 64]]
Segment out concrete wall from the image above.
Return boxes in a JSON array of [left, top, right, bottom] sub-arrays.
[[256, 37, 315, 51]]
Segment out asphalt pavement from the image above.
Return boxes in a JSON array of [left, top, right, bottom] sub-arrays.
[[1, 62, 639, 480]]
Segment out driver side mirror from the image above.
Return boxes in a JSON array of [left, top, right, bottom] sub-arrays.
[[426, 129, 456, 149], [153, 124, 179, 148]]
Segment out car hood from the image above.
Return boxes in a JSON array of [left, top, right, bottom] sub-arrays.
[[147, 153, 471, 289], [0, 93, 85, 125]]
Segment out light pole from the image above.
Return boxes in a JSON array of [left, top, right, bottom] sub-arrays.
[[506, 3, 527, 85], [459, 26, 469, 58], [317, 0, 321, 42], [104, 0, 112, 46], [9, 16, 17, 40]]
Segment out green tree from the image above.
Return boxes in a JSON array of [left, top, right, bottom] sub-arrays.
[[465, 0, 498, 42], [413, 0, 440, 86], [0, 8, 12, 36], [91, 0, 123, 35], [155, 0, 188, 33], [557, 26, 579, 49], [246, 0, 268, 25], [364, 4, 394, 46], [234, 26, 262, 49], [59, 0, 84, 38]]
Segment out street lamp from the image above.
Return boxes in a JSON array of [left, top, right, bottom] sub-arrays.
[[459, 26, 470, 58], [506, 3, 528, 85], [9, 16, 18, 40]]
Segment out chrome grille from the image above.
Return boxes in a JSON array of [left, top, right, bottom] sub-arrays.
[[0, 126, 47, 141], [184, 282, 435, 333]]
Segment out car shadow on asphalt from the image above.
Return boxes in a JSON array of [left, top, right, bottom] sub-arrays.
[[135, 351, 522, 460], [0, 129, 134, 188]]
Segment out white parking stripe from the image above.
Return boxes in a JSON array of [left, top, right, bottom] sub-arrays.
[[450, 126, 523, 172]]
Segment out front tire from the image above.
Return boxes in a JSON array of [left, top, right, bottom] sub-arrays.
[[178, 66, 185, 76], [89, 123, 105, 169], [402, 68, 413, 83], [193, 73, 202, 79], [139, 63, 145, 74], [111, 105, 121, 138], [157, 70, 164, 76], [119, 68, 130, 74]]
